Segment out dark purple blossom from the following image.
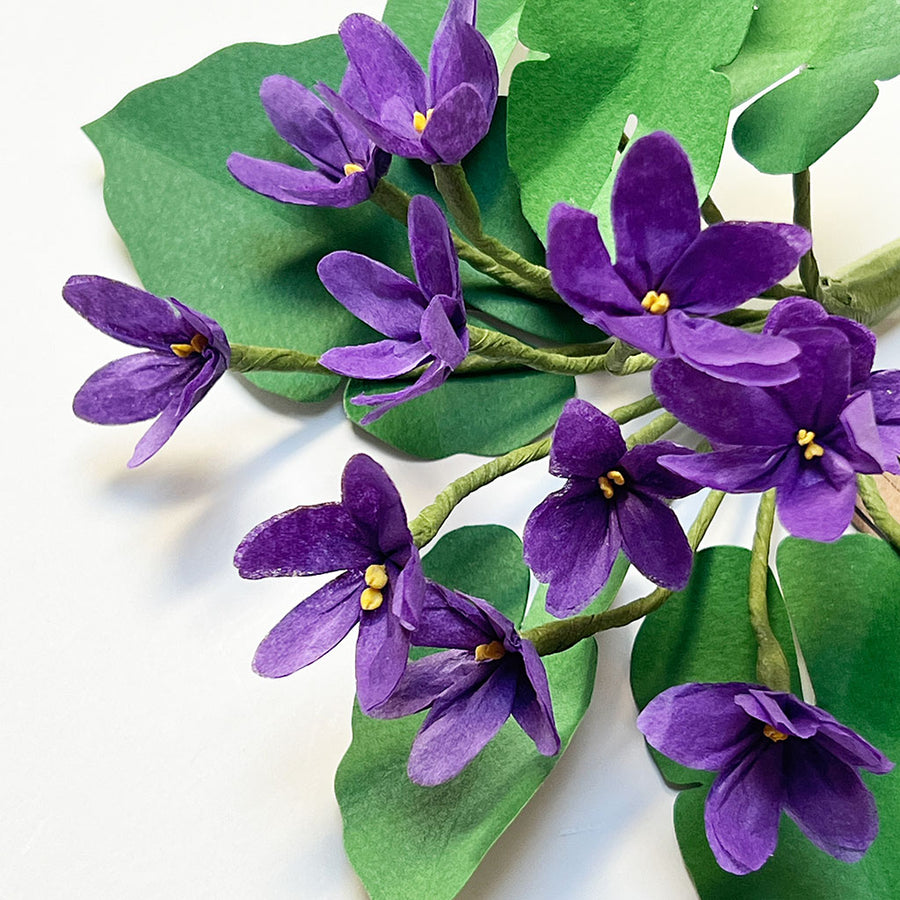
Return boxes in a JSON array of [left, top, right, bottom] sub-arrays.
[[370, 583, 559, 785], [637, 682, 893, 874], [523, 399, 699, 618], [227, 68, 390, 208], [317, 0, 498, 165], [318, 194, 468, 423], [653, 321, 891, 542], [547, 132, 811, 385], [63, 275, 230, 467], [235, 454, 425, 713]]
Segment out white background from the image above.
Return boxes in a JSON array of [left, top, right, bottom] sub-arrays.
[[3, 2, 899, 897]]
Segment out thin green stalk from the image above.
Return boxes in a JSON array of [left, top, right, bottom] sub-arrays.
[[748, 490, 792, 691], [524, 490, 726, 655], [408, 393, 663, 548], [625, 411, 679, 449], [229, 344, 331, 375], [793, 169, 822, 301], [857, 475, 900, 553]]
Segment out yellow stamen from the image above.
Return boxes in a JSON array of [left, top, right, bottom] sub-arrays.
[[343, 163, 364, 176], [796, 429, 824, 460], [364, 564, 388, 590], [640, 290, 670, 315], [360, 587, 384, 611], [796, 429, 814, 446], [413, 108, 434, 134], [598, 476, 615, 499], [607, 469, 625, 486], [763, 724, 789, 743], [474, 640, 506, 662], [170, 333, 209, 358]]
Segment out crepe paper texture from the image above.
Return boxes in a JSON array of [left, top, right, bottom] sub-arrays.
[[336, 525, 597, 900], [63, 275, 230, 467], [507, 0, 756, 236], [666, 536, 900, 897], [721, 0, 900, 173], [344, 367, 575, 459]]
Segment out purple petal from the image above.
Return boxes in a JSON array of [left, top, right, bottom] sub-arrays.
[[659, 446, 790, 494], [408, 195, 460, 301], [391, 549, 425, 631], [408, 661, 518, 785], [429, 16, 498, 112], [838, 391, 889, 473], [547, 204, 637, 318], [734, 689, 822, 738], [63, 275, 194, 350], [616, 492, 693, 590], [317, 251, 426, 339], [320, 338, 430, 379], [410, 582, 495, 649], [775, 450, 857, 541], [235, 502, 373, 579], [549, 398, 626, 478], [637, 682, 761, 770], [513, 642, 560, 755], [226, 153, 373, 207], [420, 295, 468, 368], [252, 570, 362, 677], [611, 132, 700, 297], [72, 352, 189, 424], [355, 600, 411, 712], [420, 83, 490, 164], [620, 442, 700, 499], [595, 307, 671, 357], [652, 359, 797, 446], [662, 222, 811, 314], [353, 361, 451, 424], [764, 295, 829, 333], [784, 741, 879, 863], [815, 720, 894, 774], [666, 312, 800, 386], [866, 369, 900, 425]]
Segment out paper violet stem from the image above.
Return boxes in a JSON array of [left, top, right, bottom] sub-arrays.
[[369, 583, 559, 785], [227, 69, 391, 208], [318, 194, 468, 423], [63, 275, 230, 467], [235, 454, 425, 714], [637, 683, 893, 874], [317, 0, 498, 165], [523, 398, 699, 618], [547, 132, 810, 385]]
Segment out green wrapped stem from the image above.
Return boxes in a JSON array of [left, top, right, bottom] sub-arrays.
[[229, 344, 331, 375], [857, 475, 900, 553], [524, 490, 726, 656], [793, 169, 821, 301]]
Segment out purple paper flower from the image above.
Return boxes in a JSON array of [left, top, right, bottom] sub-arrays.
[[523, 399, 699, 618], [63, 275, 230, 467], [547, 132, 811, 385], [235, 454, 424, 713], [369, 583, 559, 785], [227, 68, 391, 208], [653, 321, 891, 542], [317, 0, 498, 165], [318, 194, 468, 423], [637, 682, 893, 874]]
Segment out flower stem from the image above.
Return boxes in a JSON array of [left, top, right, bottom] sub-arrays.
[[747, 490, 792, 692], [624, 411, 679, 449], [431, 163, 558, 299], [370, 180, 556, 302], [793, 169, 822, 301], [523, 490, 725, 656], [229, 344, 332, 375], [408, 393, 663, 548], [857, 475, 900, 553]]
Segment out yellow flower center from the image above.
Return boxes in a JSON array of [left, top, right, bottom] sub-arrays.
[[763, 724, 789, 743], [641, 290, 670, 315], [343, 163, 364, 176], [796, 429, 825, 461], [413, 108, 434, 134], [360, 564, 389, 610], [474, 640, 506, 662], [598, 469, 626, 499], [170, 333, 209, 358]]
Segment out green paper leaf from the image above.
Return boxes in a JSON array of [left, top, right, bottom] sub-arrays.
[[336, 525, 598, 900], [344, 368, 574, 459], [507, 0, 756, 236], [723, 0, 900, 173]]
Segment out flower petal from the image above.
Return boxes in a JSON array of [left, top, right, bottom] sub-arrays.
[[408, 194, 460, 301], [355, 600, 411, 712], [252, 570, 362, 677], [420, 83, 490, 164], [815, 720, 894, 774], [838, 390, 888, 473], [420, 295, 467, 368], [549, 398, 626, 478], [391, 548, 425, 631], [775, 450, 857, 541], [429, 16, 498, 113], [659, 445, 790, 494], [352, 360, 451, 424], [513, 642, 560, 756], [320, 338, 430, 379], [611, 132, 700, 297], [620, 442, 700, 499], [662, 222, 810, 314], [411, 582, 494, 648]]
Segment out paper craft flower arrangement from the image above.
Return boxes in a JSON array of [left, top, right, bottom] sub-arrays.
[[65, 0, 900, 896]]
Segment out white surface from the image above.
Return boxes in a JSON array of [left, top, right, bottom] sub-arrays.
[[3, 3, 899, 898]]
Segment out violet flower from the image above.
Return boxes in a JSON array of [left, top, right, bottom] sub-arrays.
[[63, 275, 230, 468], [235, 454, 425, 713], [318, 194, 468, 423], [227, 68, 390, 208], [523, 399, 699, 618], [547, 132, 811, 385], [369, 583, 559, 785], [637, 682, 893, 874], [317, 0, 498, 165], [653, 322, 891, 542]]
